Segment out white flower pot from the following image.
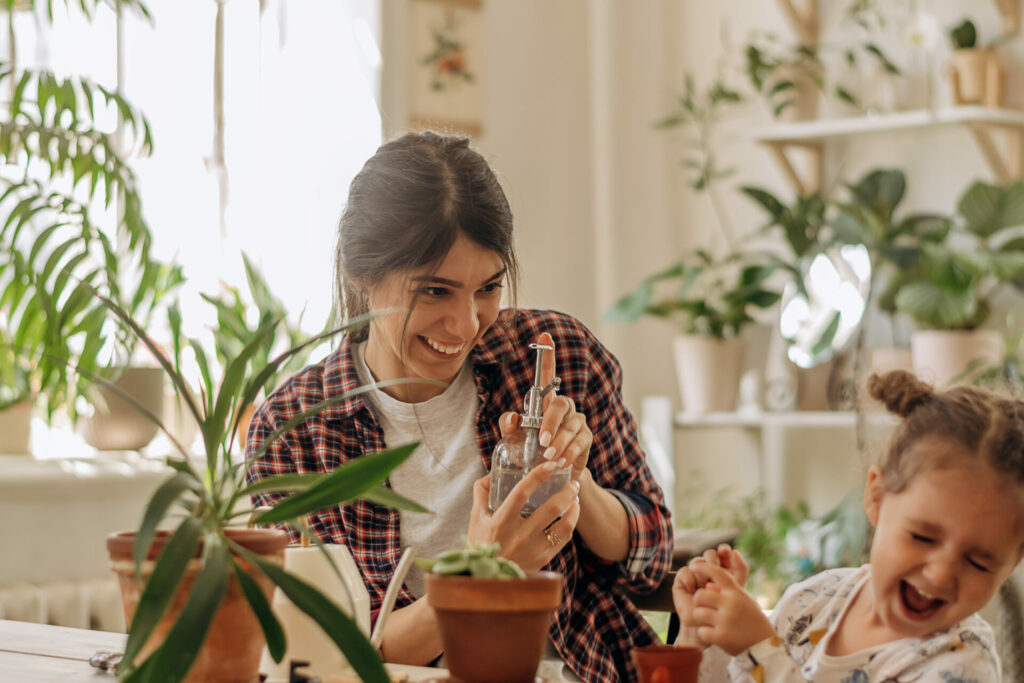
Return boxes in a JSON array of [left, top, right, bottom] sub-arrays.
[[673, 335, 744, 415], [79, 366, 166, 451], [0, 401, 32, 455], [911, 329, 1002, 388]]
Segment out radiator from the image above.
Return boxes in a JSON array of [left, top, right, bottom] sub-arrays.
[[0, 576, 126, 632]]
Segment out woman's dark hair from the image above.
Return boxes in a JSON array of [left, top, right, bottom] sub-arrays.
[[335, 130, 519, 341], [868, 370, 1024, 493]]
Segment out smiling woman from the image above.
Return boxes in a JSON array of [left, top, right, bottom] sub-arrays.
[[246, 130, 674, 683]]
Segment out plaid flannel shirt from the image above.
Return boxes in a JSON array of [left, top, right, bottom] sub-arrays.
[[247, 308, 674, 682]]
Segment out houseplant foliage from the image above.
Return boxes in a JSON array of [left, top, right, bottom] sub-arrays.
[[83, 287, 427, 683], [893, 179, 1024, 330], [0, 0, 178, 424], [607, 249, 779, 340]]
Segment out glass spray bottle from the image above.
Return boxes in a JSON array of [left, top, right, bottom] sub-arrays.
[[488, 342, 572, 515]]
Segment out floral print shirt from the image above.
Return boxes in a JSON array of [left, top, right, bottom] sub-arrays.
[[705, 565, 999, 682]]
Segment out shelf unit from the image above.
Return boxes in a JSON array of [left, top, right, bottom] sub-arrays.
[[674, 410, 897, 509], [753, 106, 1024, 195]]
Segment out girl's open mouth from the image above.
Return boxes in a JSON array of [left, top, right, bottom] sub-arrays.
[[899, 580, 945, 621]]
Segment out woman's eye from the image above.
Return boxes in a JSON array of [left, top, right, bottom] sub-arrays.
[[911, 533, 933, 544], [421, 286, 448, 297], [480, 281, 503, 294]]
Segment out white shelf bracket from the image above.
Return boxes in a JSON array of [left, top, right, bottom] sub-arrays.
[[966, 122, 1023, 183], [994, 0, 1021, 35], [776, 0, 818, 47], [764, 141, 823, 197]]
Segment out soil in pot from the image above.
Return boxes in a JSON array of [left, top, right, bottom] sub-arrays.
[[107, 528, 288, 683], [425, 571, 562, 683]]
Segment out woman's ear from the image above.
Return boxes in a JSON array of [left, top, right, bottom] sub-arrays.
[[864, 466, 885, 527]]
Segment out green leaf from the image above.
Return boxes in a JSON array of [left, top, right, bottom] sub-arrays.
[[957, 180, 1024, 238], [121, 518, 203, 676], [232, 559, 286, 663], [254, 443, 418, 524], [125, 536, 230, 683], [238, 548, 390, 683], [360, 484, 432, 514], [133, 473, 200, 576]]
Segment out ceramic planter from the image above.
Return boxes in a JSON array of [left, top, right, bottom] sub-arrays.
[[80, 366, 166, 451], [425, 571, 562, 683], [631, 644, 702, 683], [673, 335, 744, 415], [0, 401, 32, 455], [951, 48, 1004, 106], [911, 329, 1002, 388], [107, 527, 288, 682]]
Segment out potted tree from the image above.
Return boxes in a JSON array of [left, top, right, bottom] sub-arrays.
[[608, 249, 780, 414], [420, 541, 561, 683], [894, 179, 1024, 386], [78, 286, 428, 683]]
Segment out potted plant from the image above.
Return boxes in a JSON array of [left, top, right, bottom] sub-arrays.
[[200, 252, 325, 445], [420, 541, 561, 683], [894, 179, 1024, 386], [948, 18, 1005, 106], [73, 286, 428, 683], [608, 249, 780, 414], [0, 0, 183, 452]]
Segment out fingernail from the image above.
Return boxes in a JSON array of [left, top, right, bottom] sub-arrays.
[[539, 431, 552, 447], [543, 460, 558, 471], [557, 458, 566, 468], [543, 446, 556, 460], [505, 414, 514, 427], [572, 480, 581, 493]]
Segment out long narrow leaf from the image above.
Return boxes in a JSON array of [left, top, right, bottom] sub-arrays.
[[133, 473, 201, 576], [121, 518, 203, 675], [254, 443, 417, 525], [232, 558, 286, 663], [234, 546, 390, 683]]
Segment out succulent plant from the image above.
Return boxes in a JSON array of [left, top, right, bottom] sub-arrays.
[[418, 540, 526, 579]]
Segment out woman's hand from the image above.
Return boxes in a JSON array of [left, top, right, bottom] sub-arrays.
[[468, 462, 580, 572], [497, 332, 593, 483], [689, 563, 776, 656]]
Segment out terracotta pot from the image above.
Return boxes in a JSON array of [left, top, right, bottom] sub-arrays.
[[632, 644, 702, 683], [80, 366, 165, 451], [0, 401, 32, 455], [425, 571, 562, 683], [673, 335, 744, 415], [107, 527, 288, 682]]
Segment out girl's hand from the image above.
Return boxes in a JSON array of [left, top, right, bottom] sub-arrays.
[[689, 563, 776, 656], [698, 544, 749, 589], [467, 463, 581, 572], [672, 566, 708, 647]]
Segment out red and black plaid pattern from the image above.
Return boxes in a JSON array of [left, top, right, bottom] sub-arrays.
[[247, 309, 674, 682]]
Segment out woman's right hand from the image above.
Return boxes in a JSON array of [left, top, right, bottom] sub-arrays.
[[468, 462, 580, 572]]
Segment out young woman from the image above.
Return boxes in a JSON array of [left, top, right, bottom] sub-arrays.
[[247, 131, 673, 682], [673, 369, 1024, 681]]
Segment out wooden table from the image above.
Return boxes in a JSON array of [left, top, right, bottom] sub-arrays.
[[0, 619, 443, 682]]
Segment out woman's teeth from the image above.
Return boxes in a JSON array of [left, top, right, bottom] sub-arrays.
[[424, 337, 465, 355]]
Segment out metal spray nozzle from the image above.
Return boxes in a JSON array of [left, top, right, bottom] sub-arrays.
[[520, 342, 560, 430]]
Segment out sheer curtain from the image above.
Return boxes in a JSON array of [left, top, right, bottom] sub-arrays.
[[42, 0, 382, 339]]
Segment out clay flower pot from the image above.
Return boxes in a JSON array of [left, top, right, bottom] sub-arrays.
[[425, 571, 562, 683], [107, 528, 288, 683], [632, 645, 702, 683]]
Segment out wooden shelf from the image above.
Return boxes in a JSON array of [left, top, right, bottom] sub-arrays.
[[753, 106, 1024, 194]]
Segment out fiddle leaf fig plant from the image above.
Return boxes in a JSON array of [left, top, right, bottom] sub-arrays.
[[607, 249, 781, 340], [71, 285, 429, 683]]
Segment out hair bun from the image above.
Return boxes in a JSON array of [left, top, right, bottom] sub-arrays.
[[867, 370, 934, 417]]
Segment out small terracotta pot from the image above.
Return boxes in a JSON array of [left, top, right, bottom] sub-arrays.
[[631, 645, 702, 683], [107, 527, 288, 682], [425, 571, 562, 683]]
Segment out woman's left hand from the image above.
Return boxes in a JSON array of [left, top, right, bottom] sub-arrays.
[[532, 332, 592, 483]]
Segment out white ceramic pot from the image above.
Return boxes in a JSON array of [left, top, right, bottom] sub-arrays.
[[79, 366, 165, 451], [0, 401, 32, 455], [673, 335, 744, 415], [911, 329, 1002, 388], [260, 545, 371, 679]]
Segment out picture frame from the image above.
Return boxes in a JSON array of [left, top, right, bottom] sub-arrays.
[[408, 0, 484, 137]]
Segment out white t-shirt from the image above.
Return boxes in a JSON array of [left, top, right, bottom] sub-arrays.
[[353, 343, 486, 598]]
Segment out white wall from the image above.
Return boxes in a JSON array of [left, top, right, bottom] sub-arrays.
[[382, 0, 1020, 516]]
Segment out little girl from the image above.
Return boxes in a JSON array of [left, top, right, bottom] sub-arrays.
[[673, 370, 1024, 681]]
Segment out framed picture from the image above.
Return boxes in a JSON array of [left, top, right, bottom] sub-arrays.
[[408, 0, 484, 137]]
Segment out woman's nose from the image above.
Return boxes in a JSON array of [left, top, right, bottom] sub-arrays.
[[445, 297, 479, 340]]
